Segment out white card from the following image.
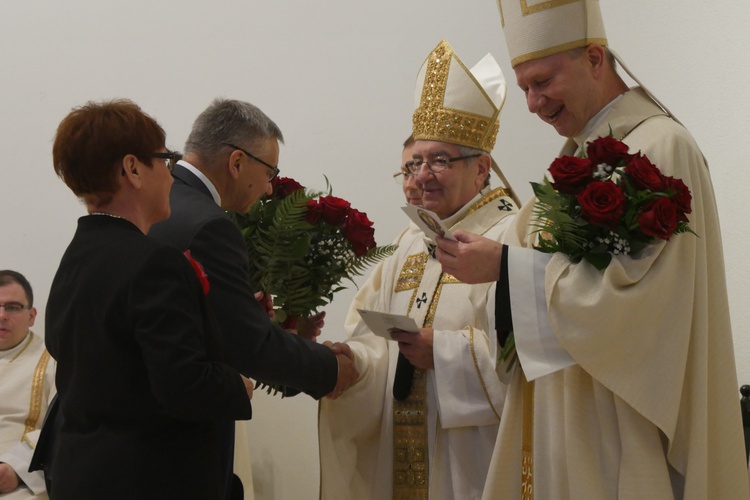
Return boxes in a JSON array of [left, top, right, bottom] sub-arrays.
[[357, 309, 420, 340], [401, 205, 457, 243]]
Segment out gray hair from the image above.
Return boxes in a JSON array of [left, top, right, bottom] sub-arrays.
[[184, 98, 284, 167], [459, 145, 491, 187]]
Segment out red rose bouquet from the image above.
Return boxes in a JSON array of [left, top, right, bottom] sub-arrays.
[[531, 135, 696, 270], [234, 176, 396, 328]]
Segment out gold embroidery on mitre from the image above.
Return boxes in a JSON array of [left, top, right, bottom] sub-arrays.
[[412, 41, 500, 153], [521, 0, 578, 15], [423, 280, 445, 330], [396, 253, 429, 292], [499, 0, 609, 68]]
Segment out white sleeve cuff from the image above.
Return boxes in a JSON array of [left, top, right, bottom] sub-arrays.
[[508, 247, 575, 380]]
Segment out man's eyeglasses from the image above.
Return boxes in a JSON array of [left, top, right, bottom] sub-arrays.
[[0, 302, 31, 315], [150, 151, 182, 172], [223, 143, 280, 181], [405, 153, 482, 175], [393, 169, 413, 184]]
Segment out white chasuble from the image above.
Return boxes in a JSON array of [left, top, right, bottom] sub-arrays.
[[0, 331, 56, 500], [482, 88, 750, 500], [319, 188, 517, 500]]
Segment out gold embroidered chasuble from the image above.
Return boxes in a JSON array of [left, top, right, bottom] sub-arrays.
[[319, 188, 517, 500], [0, 331, 56, 499], [482, 88, 750, 500]]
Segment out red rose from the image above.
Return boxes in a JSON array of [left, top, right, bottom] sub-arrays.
[[280, 315, 298, 330], [638, 198, 679, 239], [549, 156, 594, 195], [624, 154, 666, 191], [586, 136, 632, 167], [271, 176, 304, 199], [318, 196, 351, 226], [305, 199, 322, 225], [343, 209, 376, 256], [664, 176, 692, 217], [577, 181, 626, 229], [183, 250, 210, 295]]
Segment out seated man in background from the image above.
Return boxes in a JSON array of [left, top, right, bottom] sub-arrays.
[[0, 270, 56, 499]]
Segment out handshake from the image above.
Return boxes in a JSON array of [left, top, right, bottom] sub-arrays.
[[277, 309, 359, 400], [323, 340, 358, 400], [254, 293, 359, 400]]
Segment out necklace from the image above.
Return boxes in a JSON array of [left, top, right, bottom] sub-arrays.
[[89, 212, 123, 219]]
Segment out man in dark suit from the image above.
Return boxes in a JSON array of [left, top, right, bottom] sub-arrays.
[[149, 98, 357, 499]]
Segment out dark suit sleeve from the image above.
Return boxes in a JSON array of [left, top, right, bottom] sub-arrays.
[[187, 216, 338, 399], [133, 246, 252, 420]]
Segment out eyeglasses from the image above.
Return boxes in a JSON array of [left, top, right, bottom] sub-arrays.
[[0, 302, 31, 315], [405, 153, 482, 175], [393, 169, 413, 184], [223, 143, 280, 181], [150, 151, 182, 172]]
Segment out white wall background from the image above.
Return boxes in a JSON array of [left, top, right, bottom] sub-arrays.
[[2, 1, 749, 498]]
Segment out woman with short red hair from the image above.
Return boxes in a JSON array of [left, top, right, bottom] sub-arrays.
[[40, 99, 253, 500]]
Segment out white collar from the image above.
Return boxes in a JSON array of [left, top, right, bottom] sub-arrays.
[[177, 160, 222, 206], [0, 330, 33, 362], [574, 93, 625, 149]]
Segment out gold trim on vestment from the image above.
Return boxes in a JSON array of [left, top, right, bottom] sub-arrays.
[[407, 289, 419, 317], [392, 189, 511, 498], [521, 372, 535, 499], [460, 188, 511, 222], [23, 348, 51, 439], [393, 365, 429, 500], [396, 253, 429, 292], [393, 257, 443, 500], [440, 274, 460, 284]]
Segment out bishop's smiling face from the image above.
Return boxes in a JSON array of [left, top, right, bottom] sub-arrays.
[[412, 140, 485, 219], [514, 48, 602, 138]]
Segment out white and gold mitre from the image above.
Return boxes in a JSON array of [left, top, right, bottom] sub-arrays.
[[497, 0, 608, 68], [412, 40, 506, 153]]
